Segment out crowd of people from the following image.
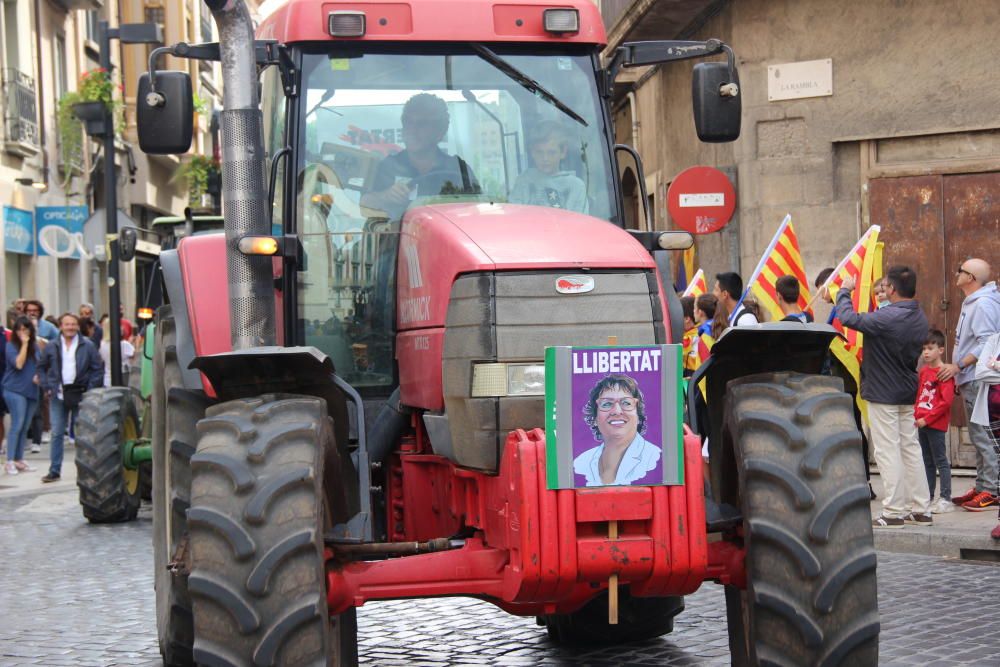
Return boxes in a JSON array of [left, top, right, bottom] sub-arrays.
[[0, 300, 139, 483], [679, 258, 1000, 541]]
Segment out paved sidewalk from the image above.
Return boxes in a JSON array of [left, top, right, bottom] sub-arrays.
[[0, 438, 78, 499], [868, 472, 1000, 558]]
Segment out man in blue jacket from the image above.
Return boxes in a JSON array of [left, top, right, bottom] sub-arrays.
[[39, 313, 103, 483], [835, 265, 930, 528]]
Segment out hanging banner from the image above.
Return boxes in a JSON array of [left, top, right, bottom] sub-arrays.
[[35, 206, 90, 259], [3, 205, 34, 255], [545, 345, 684, 489]]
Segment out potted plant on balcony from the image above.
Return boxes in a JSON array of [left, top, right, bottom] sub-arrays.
[[172, 154, 221, 207], [56, 68, 124, 161]]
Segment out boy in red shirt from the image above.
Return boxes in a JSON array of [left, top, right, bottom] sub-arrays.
[[915, 330, 957, 514]]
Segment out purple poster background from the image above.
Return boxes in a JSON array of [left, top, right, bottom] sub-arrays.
[[570, 348, 664, 488]]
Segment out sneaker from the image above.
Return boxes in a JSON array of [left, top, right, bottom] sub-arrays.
[[904, 513, 933, 526], [961, 492, 999, 512], [872, 515, 904, 528], [29, 443, 41, 453], [41, 432, 51, 444], [952, 488, 979, 505], [4, 462, 18, 476], [13, 461, 36, 472], [931, 497, 956, 514], [40, 473, 60, 483]]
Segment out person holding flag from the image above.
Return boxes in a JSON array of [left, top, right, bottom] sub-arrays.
[[834, 266, 930, 528]]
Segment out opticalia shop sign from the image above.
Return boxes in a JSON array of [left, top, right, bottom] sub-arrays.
[[3, 205, 34, 255], [36, 206, 90, 259]]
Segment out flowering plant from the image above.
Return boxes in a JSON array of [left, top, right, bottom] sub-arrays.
[[56, 68, 126, 186], [172, 154, 221, 205]]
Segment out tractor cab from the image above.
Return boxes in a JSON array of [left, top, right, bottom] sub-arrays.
[[286, 43, 622, 392]]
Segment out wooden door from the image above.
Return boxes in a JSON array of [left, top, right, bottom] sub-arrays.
[[870, 171, 1000, 467]]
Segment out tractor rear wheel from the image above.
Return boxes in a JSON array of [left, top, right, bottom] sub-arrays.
[[152, 306, 212, 666], [542, 591, 683, 644], [75, 387, 142, 523], [189, 394, 358, 666], [724, 372, 879, 666]]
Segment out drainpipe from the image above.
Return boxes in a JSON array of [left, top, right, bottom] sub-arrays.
[[626, 91, 640, 148], [33, 0, 49, 188], [203, 0, 275, 349]]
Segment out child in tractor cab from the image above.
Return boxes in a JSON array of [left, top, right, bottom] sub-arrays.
[[510, 120, 588, 214], [914, 329, 956, 514]]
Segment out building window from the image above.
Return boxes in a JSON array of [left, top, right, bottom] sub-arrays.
[[84, 10, 100, 63], [54, 35, 67, 100], [144, 6, 166, 72]]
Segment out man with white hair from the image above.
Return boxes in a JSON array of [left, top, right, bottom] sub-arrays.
[[939, 258, 1000, 511], [78, 302, 102, 345]]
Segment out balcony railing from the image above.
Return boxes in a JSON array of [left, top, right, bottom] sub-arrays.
[[2, 69, 40, 155]]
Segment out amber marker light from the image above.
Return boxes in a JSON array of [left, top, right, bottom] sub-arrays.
[[137, 307, 154, 320], [237, 236, 279, 255]]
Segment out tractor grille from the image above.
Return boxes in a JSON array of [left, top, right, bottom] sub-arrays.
[[441, 270, 663, 471]]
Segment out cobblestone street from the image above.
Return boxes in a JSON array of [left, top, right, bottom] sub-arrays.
[[1, 487, 999, 666]]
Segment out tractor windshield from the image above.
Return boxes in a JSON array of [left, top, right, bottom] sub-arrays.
[[290, 45, 614, 389]]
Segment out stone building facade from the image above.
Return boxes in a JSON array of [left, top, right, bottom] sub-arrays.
[[604, 0, 1000, 465]]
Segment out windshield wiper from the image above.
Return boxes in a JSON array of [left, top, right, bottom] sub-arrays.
[[472, 44, 587, 127]]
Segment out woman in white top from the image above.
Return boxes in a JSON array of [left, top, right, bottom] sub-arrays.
[[574, 374, 661, 487], [98, 315, 135, 387]]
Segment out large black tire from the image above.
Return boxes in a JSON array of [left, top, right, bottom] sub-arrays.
[[152, 306, 212, 666], [189, 394, 358, 666], [542, 591, 684, 645], [75, 387, 142, 523], [724, 372, 879, 666]]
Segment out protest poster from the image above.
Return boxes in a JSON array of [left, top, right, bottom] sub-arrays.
[[544, 344, 684, 489]]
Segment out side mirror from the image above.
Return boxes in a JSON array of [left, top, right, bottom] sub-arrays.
[[137, 71, 193, 155], [692, 62, 741, 143], [120, 227, 138, 262]]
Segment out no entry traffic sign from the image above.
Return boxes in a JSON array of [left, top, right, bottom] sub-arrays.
[[667, 166, 736, 234]]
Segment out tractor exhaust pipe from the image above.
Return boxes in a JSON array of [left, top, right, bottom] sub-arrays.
[[205, 0, 275, 350]]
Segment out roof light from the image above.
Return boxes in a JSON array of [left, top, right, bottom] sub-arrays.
[[329, 11, 366, 37], [137, 307, 154, 320], [543, 8, 579, 34], [237, 236, 279, 256]]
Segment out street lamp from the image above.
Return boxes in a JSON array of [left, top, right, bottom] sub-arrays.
[[14, 170, 48, 191], [96, 20, 163, 387]]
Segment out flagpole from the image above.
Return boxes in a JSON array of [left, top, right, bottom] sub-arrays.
[[805, 225, 881, 311]]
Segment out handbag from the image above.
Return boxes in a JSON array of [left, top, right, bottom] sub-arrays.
[[62, 383, 86, 410]]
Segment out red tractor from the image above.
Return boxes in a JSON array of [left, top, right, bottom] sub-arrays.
[[137, 1, 879, 665]]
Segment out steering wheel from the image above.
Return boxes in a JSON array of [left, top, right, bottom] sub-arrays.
[[412, 168, 469, 197]]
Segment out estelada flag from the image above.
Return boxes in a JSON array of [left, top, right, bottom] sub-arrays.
[[739, 214, 811, 322], [682, 269, 707, 298]]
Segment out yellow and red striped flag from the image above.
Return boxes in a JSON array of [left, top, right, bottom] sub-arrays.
[[740, 214, 811, 322], [823, 226, 881, 353], [682, 269, 707, 298], [821, 226, 881, 422]]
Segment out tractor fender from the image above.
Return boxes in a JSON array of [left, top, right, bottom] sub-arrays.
[[159, 248, 204, 392], [689, 323, 840, 505]]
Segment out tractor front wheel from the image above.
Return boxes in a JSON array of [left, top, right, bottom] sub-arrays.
[[724, 372, 879, 666], [188, 394, 358, 666], [75, 387, 142, 523]]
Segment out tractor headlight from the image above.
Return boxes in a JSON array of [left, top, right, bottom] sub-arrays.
[[471, 362, 545, 397]]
